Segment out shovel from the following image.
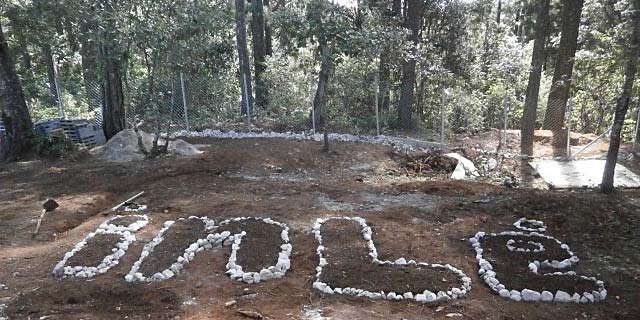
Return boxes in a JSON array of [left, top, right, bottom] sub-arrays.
[[33, 199, 59, 236]]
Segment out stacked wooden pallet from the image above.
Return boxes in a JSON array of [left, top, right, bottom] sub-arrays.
[[35, 119, 106, 148]]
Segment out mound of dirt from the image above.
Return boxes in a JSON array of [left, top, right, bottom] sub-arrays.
[[90, 129, 203, 162]]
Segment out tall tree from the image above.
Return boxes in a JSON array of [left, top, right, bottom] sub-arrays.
[[236, 0, 254, 116], [397, 0, 423, 128], [601, 2, 640, 193], [100, 0, 126, 140], [264, 0, 273, 56], [0, 20, 34, 161], [43, 45, 61, 109], [520, 0, 550, 156], [377, 0, 401, 112], [542, 0, 584, 132], [250, 0, 268, 109]]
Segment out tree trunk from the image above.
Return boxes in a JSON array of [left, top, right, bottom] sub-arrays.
[[99, 0, 126, 141], [250, 0, 268, 109], [236, 0, 254, 116], [0, 20, 34, 161], [542, 0, 584, 131], [397, 0, 423, 129], [264, 0, 273, 56], [101, 42, 126, 140], [497, 0, 502, 24], [7, 14, 33, 73], [601, 4, 640, 193], [377, 0, 400, 112], [313, 39, 332, 131], [521, 0, 550, 156], [43, 45, 60, 107]]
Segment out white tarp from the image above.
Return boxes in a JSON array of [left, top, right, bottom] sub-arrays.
[[446, 153, 480, 180], [530, 159, 640, 189]]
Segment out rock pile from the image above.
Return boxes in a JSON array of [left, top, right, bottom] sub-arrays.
[[90, 129, 203, 162]]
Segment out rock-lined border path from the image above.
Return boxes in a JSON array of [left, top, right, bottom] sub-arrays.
[[470, 218, 606, 303], [312, 217, 471, 303]]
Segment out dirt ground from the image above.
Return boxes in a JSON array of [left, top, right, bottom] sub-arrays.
[[0, 137, 639, 319]]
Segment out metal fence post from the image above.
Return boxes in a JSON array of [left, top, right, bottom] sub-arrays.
[[243, 73, 251, 131], [180, 72, 190, 132], [374, 72, 380, 136], [53, 59, 66, 119], [440, 89, 446, 145], [633, 100, 640, 152], [566, 98, 573, 160], [502, 93, 508, 151]]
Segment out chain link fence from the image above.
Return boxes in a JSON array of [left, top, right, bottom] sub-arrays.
[[24, 63, 640, 161]]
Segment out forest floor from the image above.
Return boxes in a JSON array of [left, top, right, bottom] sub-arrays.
[[0, 136, 639, 319]]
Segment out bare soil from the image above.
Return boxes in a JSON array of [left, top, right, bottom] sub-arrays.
[[319, 219, 461, 294], [138, 218, 207, 276], [481, 234, 598, 293], [0, 137, 638, 319], [65, 233, 122, 268], [217, 219, 284, 272]]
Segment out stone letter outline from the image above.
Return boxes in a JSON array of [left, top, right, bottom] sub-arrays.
[[470, 218, 606, 303], [126, 216, 291, 283], [52, 215, 149, 278], [313, 217, 472, 303]]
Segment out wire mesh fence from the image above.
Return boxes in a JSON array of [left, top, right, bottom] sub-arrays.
[[23, 64, 640, 161]]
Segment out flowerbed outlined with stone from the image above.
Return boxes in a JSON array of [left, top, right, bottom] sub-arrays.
[[470, 218, 606, 303], [312, 216, 471, 303], [52, 215, 149, 278]]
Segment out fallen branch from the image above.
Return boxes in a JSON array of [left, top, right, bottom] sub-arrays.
[[111, 191, 145, 212]]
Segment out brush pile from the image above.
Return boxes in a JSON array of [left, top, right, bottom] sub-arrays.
[[390, 151, 459, 176]]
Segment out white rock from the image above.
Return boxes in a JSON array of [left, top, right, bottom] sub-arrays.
[[162, 270, 175, 278], [259, 269, 273, 281], [509, 290, 522, 302], [583, 292, 594, 303], [394, 258, 407, 265], [521, 289, 541, 302], [403, 292, 414, 299], [424, 291, 437, 302], [436, 291, 450, 302], [541, 291, 554, 302], [554, 291, 571, 303], [499, 289, 510, 298], [415, 294, 427, 302]]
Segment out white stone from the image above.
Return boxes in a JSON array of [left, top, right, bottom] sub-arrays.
[[554, 291, 571, 303], [583, 292, 594, 303], [509, 290, 522, 302], [541, 291, 554, 302], [162, 270, 175, 278], [424, 291, 437, 302], [499, 289, 510, 298], [521, 289, 541, 302]]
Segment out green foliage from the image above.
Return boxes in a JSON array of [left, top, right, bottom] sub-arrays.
[[33, 131, 78, 159], [4, 0, 640, 143]]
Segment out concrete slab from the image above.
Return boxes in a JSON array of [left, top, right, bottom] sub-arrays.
[[529, 159, 640, 189]]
